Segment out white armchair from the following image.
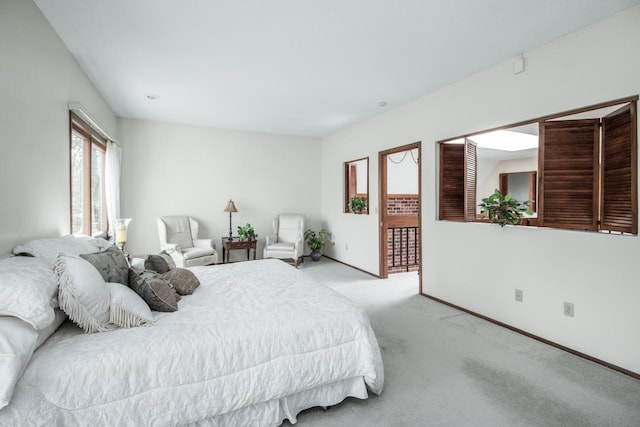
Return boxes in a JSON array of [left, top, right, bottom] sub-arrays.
[[263, 214, 305, 267], [157, 216, 218, 267]]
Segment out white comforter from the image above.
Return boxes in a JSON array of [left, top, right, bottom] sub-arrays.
[[0, 259, 384, 426]]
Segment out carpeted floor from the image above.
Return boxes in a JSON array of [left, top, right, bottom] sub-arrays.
[[285, 257, 640, 426]]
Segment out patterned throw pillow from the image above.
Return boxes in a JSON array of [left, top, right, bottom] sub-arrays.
[[160, 268, 200, 295], [128, 269, 178, 312], [144, 251, 175, 274], [80, 245, 129, 285]]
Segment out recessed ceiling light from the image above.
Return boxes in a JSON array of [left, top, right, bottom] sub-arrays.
[[378, 101, 388, 107], [145, 94, 159, 100]]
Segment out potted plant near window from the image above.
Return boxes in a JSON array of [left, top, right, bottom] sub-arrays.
[[349, 196, 367, 214], [304, 228, 329, 261], [237, 223, 256, 240], [478, 189, 531, 227]]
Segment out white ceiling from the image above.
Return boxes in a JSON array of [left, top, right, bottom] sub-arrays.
[[35, 0, 640, 138]]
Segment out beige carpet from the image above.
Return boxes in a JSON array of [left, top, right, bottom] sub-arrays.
[[284, 257, 640, 426]]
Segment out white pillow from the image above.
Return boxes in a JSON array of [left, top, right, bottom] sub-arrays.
[[0, 257, 59, 329], [129, 257, 146, 274], [54, 254, 112, 334], [0, 310, 66, 409], [107, 282, 154, 328], [12, 235, 108, 266]]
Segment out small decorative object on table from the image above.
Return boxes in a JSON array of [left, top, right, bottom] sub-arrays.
[[237, 223, 256, 241], [478, 189, 531, 227], [304, 228, 329, 261], [114, 218, 132, 252]]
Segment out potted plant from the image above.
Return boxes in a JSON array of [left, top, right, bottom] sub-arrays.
[[237, 223, 256, 240], [304, 228, 329, 261], [478, 189, 531, 227], [349, 196, 367, 214]]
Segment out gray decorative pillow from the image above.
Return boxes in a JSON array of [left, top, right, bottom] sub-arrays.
[[144, 251, 175, 274], [80, 245, 129, 285], [160, 268, 200, 295], [128, 269, 178, 312]]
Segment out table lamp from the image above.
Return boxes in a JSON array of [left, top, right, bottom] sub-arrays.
[[223, 200, 238, 240]]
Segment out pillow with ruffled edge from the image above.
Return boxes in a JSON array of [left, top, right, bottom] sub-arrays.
[[54, 254, 112, 334], [80, 245, 129, 285], [106, 282, 154, 328], [160, 268, 200, 295], [0, 310, 66, 409], [128, 269, 178, 312], [12, 235, 109, 266], [0, 256, 59, 330]]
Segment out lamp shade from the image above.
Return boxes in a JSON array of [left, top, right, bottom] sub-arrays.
[[223, 200, 238, 213]]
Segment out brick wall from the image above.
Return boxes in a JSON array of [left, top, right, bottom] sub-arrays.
[[387, 194, 419, 216]]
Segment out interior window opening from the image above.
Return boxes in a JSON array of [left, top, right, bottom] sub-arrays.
[[344, 157, 369, 214], [438, 97, 637, 235]]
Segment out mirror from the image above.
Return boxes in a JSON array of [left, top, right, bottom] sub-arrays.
[[344, 157, 369, 214]]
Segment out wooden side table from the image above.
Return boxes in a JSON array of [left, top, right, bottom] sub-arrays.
[[221, 237, 257, 263]]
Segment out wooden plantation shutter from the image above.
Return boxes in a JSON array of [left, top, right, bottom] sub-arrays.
[[538, 119, 600, 230], [439, 143, 464, 220], [439, 140, 476, 221], [528, 171, 537, 212], [601, 103, 637, 234], [464, 139, 477, 221]]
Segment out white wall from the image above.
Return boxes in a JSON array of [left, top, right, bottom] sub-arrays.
[[355, 159, 368, 194], [321, 5, 640, 374], [387, 149, 419, 194], [119, 119, 321, 259], [0, 0, 118, 254]]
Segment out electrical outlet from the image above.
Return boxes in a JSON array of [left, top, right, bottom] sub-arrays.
[[564, 302, 575, 317], [515, 289, 523, 302]]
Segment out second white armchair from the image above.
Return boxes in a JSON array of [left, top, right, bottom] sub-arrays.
[[157, 216, 218, 267], [263, 214, 305, 267]]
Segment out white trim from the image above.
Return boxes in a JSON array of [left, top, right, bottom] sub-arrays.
[[68, 102, 118, 144]]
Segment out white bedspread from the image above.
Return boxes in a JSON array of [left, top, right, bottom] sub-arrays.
[[0, 259, 383, 426]]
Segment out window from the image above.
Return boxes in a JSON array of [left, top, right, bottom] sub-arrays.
[[439, 97, 638, 234], [344, 157, 369, 214], [70, 113, 107, 236]]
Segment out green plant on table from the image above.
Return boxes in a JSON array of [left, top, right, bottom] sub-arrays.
[[237, 223, 256, 240]]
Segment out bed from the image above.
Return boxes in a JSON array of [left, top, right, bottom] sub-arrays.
[[0, 239, 384, 426]]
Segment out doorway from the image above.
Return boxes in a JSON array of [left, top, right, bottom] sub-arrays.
[[378, 142, 422, 293]]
